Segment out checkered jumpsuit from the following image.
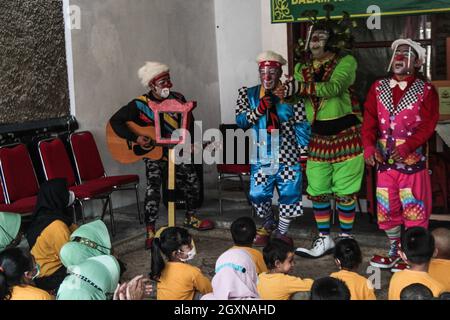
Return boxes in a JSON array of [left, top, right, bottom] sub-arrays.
[[235, 85, 310, 220]]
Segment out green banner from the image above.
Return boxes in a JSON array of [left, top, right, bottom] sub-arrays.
[[271, 0, 450, 23]]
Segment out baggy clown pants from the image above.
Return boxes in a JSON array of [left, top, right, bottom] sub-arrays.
[[376, 169, 431, 231], [250, 162, 303, 222]]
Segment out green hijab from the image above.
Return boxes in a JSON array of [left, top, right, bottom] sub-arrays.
[[0, 212, 21, 251], [57, 255, 120, 300], [60, 219, 111, 268]]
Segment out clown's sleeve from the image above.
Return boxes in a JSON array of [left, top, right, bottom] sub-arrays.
[[293, 55, 357, 98], [235, 87, 262, 129], [314, 55, 357, 98]]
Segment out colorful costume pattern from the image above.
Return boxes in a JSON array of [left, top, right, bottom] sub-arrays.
[[363, 77, 439, 230], [235, 85, 310, 225], [294, 54, 364, 234]]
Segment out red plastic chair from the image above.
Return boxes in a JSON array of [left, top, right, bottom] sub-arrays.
[[0, 143, 39, 216], [37, 137, 116, 234], [68, 131, 142, 224]]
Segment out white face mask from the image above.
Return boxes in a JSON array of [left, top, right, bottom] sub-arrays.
[[179, 243, 197, 262]]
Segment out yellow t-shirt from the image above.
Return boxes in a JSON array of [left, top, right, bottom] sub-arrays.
[[31, 220, 77, 277], [330, 269, 376, 300], [231, 246, 268, 274], [257, 272, 314, 300], [388, 269, 445, 300], [157, 262, 212, 300], [429, 259, 450, 292], [9, 285, 54, 300]]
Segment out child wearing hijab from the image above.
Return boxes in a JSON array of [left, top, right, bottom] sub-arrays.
[[150, 227, 212, 300], [26, 178, 77, 292], [258, 239, 313, 300], [0, 247, 53, 300], [57, 255, 120, 300], [330, 238, 376, 300], [0, 212, 22, 252], [60, 219, 111, 267], [201, 248, 260, 300]]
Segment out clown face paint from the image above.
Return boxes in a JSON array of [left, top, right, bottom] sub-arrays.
[[309, 30, 329, 59], [151, 73, 173, 99], [259, 66, 281, 91], [391, 45, 419, 76]]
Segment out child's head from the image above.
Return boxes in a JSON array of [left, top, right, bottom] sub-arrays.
[[431, 228, 450, 260], [333, 238, 362, 271], [400, 227, 436, 266], [400, 283, 434, 300], [230, 217, 257, 247], [0, 247, 39, 300], [310, 277, 351, 300], [150, 227, 194, 281], [263, 238, 295, 274], [439, 292, 450, 300]]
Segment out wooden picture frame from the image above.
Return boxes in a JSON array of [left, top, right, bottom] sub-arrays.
[[432, 80, 450, 121]]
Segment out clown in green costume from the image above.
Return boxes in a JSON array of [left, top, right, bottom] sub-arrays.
[[284, 7, 364, 258]]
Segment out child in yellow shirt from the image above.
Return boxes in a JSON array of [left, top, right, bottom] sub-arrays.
[[389, 227, 444, 300], [429, 228, 450, 291], [26, 179, 78, 293], [257, 239, 313, 300], [0, 248, 53, 300], [330, 238, 376, 300], [150, 227, 212, 300], [230, 217, 268, 274]]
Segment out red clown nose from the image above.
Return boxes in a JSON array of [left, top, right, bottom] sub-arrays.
[[395, 54, 405, 61]]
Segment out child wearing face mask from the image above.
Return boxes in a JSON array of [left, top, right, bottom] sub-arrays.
[[330, 238, 376, 300], [0, 247, 53, 300], [150, 227, 212, 300], [362, 39, 440, 272]]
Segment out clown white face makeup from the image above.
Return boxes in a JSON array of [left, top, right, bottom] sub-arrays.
[[150, 73, 173, 99], [391, 44, 421, 76], [309, 30, 329, 59], [259, 66, 281, 91]]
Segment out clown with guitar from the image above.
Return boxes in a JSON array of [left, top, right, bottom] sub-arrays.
[[109, 62, 214, 250]]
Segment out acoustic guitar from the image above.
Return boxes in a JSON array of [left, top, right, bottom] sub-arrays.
[[106, 121, 163, 164]]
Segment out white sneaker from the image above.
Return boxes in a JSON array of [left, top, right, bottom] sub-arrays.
[[295, 234, 335, 259]]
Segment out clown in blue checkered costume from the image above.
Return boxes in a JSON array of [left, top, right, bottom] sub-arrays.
[[235, 51, 311, 246]]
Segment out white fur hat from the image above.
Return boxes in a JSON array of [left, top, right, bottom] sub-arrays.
[[391, 39, 426, 62], [256, 50, 287, 66], [137, 61, 170, 88]]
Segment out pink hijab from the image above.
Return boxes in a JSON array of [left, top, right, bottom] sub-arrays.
[[201, 248, 260, 300]]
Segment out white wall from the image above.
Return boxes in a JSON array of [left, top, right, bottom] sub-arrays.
[[67, 0, 221, 213], [214, 0, 287, 124]]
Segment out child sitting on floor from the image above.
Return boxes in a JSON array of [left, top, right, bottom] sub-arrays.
[[0, 248, 53, 300], [310, 277, 351, 300], [429, 228, 450, 292], [257, 239, 313, 300], [400, 283, 434, 300], [202, 248, 260, 300], [150, 227, 212, 300], [26, 179, 78, 293], [330, 238, 376, 300], [230, 217, 268, 274], [388, 227, 444, 300]]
